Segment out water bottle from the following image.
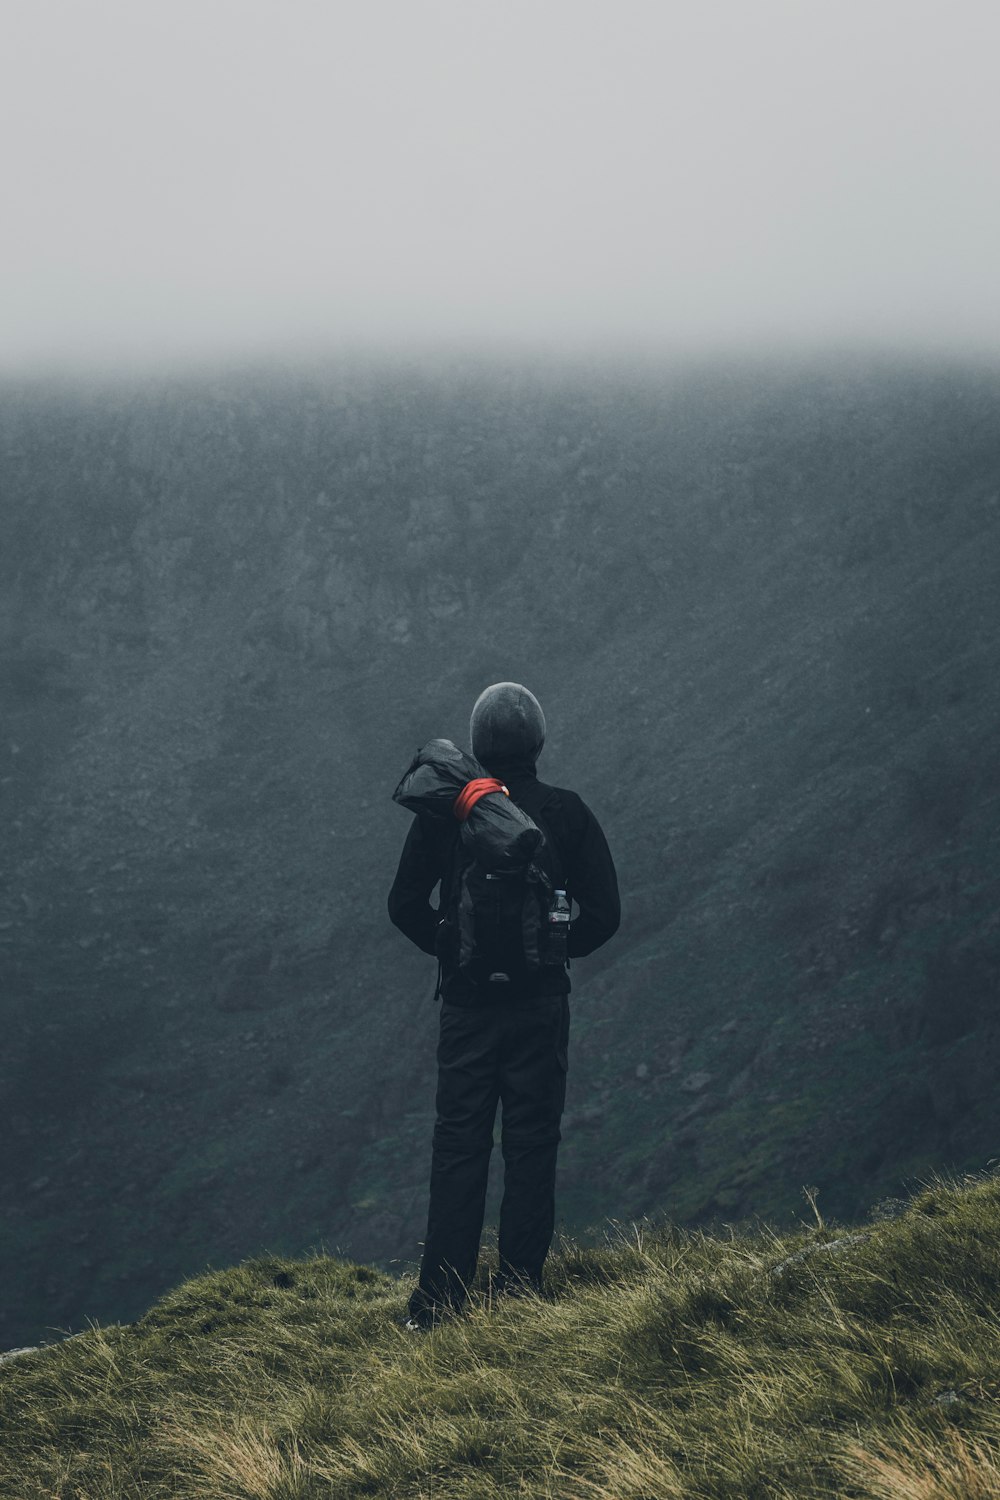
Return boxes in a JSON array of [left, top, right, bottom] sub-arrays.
[[547, 889, 571, 965]]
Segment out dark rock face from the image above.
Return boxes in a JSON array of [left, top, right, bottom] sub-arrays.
[[2, 355, 1000, 1348]]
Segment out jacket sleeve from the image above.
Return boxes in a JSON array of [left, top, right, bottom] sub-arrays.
[[564, 795, 621, 959], [387, 815, 450, 956]]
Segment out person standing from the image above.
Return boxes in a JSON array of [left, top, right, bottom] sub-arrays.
[[388, 682, 620, 1327]]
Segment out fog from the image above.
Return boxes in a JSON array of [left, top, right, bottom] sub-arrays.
[[3, 0, 998, 370]]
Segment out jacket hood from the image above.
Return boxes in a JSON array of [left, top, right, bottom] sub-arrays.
[[470, 682, 546, 771]]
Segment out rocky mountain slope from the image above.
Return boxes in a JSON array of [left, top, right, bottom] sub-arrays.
[[2, 353, 999, 1349]]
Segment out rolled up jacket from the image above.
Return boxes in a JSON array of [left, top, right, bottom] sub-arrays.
[[392, 738, 543, 871]]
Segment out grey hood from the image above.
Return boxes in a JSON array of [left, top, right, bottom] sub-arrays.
[[469, 682, 546, 769]]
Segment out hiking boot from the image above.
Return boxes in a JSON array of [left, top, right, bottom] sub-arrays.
[[491, 1270, 543, 1304], [402, 1290, 452, 1332], [402, 1305, 456, 1332]]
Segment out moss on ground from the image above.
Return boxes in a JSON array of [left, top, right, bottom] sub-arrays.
[[4, 1172, 1000, 1497]]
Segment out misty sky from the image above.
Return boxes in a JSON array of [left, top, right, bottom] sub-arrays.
[[3, 0, 998, 369]]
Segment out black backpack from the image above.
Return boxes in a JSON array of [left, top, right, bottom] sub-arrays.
[[436, 782, 566, 992]]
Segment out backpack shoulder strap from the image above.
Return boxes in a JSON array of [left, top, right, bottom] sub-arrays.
[[510, 781, 565, 889], [439, 822, 465, 909], [431, 823, 465, 1002]]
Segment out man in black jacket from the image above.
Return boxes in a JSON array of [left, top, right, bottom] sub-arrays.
[[388, 681, 620, 1327]]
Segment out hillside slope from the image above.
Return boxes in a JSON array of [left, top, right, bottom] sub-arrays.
[[2, 353, 999, 1350], [3, 1173, 1000, 1498]]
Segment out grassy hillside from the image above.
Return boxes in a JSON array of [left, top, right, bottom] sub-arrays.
[[4, 1172, 1000, 1498], [2, 353, 1000, 1350]]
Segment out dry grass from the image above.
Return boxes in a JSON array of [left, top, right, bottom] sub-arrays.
[[3, 1174, 1000, 1498]]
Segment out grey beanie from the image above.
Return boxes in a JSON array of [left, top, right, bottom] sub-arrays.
[[470, 682, 546, 767]]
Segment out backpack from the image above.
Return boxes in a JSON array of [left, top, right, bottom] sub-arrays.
[[436, 782, 566, 992]]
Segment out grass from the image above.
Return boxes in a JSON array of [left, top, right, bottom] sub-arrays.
[[4, 1174, 1000, 1498]]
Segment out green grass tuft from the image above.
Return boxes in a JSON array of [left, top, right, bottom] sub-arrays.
[[4, 1173, 1000, 1497]]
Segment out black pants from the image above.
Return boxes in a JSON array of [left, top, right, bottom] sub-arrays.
[[410, 993, 569, 1315]]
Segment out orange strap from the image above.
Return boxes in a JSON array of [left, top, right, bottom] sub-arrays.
[[454, 777, 509, 822]]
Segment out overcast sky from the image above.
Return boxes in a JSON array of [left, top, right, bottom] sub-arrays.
[[3, 0, 998, 370]]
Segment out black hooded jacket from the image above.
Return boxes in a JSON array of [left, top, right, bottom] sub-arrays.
[[388, 758, 621, 1003]]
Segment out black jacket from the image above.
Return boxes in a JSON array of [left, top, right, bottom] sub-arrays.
[[388, 760, 621, 1002]]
